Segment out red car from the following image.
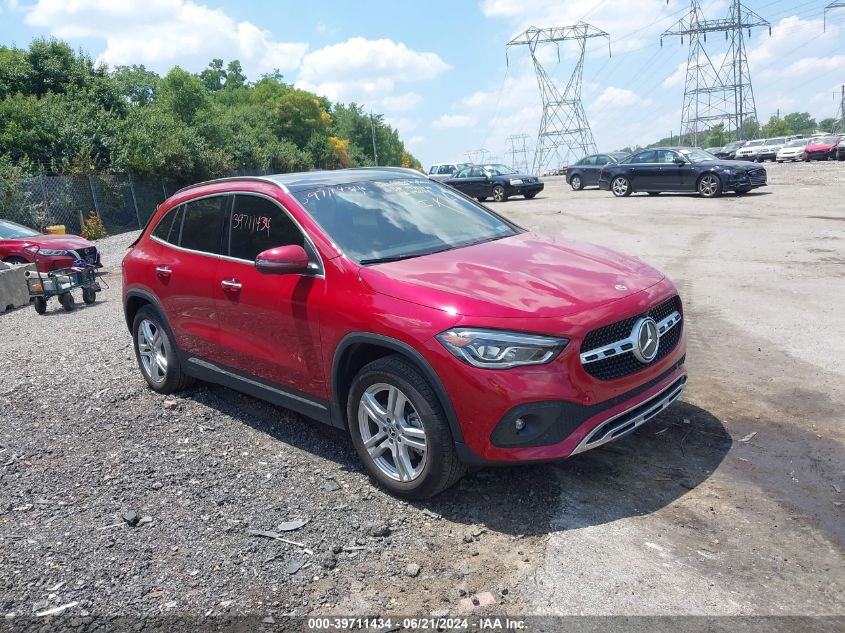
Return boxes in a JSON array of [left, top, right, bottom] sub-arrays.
[[804, 134, 840, 161], [0, 219, 102, 271], [122, 169, 687, 498]]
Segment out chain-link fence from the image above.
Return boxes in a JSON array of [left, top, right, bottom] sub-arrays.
[[0, 173, 194, 236]]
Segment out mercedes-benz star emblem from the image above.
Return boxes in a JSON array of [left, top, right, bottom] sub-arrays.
[[631, 317, 659, 363]]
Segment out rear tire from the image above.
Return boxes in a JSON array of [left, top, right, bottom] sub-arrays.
[[33, 297, 47, 314], [611, 176, 632, 197], [59, 293, 75, 312], [348, 355, 465, 499], [697, 173, 723, 198], [132, 305, 194, 394]]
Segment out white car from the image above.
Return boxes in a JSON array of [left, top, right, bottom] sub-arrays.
[[428, 162, 472, 181], [776, 138, 808, 162], [734, 139, 766, 161]]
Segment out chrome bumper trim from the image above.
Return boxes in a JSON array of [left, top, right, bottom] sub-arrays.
[[570, 375, 687, 456]]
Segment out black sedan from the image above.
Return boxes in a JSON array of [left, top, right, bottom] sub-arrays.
[[713, 140, 746, 160], [597, 147, 767, 198], [443, 164, 543, 202], [564, 152, 630, 190]]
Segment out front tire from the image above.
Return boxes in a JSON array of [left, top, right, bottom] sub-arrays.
[[348, 355, 465, 499], [3, 256, 29, 265], [698, 173, 723, 198], [492, 185, 507, 202], [132, 306, 194, 394], [611, 176, 632, 197], [524, 192, 537, 199], [59, 293, 75, 311], [570, 175, 583, 191]]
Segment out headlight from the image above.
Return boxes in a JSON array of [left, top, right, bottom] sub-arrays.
[[36, 248, 71, 256], [436, 328, 568, 369], [509, 179, 523, 185]]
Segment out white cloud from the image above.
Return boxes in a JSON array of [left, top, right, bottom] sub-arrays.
[[760, 55, 845, 80], [592, 86, 649, 110], [295, 37, 449, 109], [24, 0, 307, 76], [432, 114, 476, 129], [662, 61, 687, 89]]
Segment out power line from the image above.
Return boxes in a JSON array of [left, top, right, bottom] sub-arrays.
[[507, 22, 611, 174], [826, 2, 845, 30], [505, 134, 531, 172]]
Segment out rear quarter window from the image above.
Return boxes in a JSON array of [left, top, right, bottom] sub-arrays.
[[151, 205, 182, 243]]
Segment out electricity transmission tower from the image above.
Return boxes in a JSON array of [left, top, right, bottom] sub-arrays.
[[507, 23, 610, 175], [825, 2, 845, 30], [661, 0, 770, 144], [505, 134, 531, 173], [465, 148, 489, 164]]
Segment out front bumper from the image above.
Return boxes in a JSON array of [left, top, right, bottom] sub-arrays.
[[506, 182, 544, 196], [806, 150, 833, 160], [429, 279, 688, 464]]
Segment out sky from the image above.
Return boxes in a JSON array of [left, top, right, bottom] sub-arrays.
[[1, 0, 844, 171]]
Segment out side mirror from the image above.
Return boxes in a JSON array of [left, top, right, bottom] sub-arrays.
[[674, 157, 686, 165], [255, 245, 310, 275]]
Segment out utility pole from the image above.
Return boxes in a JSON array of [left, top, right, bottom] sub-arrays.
[[369, 111, 378, 166], [507, 22, 611, 175], [662, 0, 770, 144], [825, 2, 845, 30], [834, 84, 845, 133], [505, 134, 531, 173]]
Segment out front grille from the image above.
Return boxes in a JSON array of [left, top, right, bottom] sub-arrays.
[[581, 295, 683, 381], [747, 168, 767, 185]]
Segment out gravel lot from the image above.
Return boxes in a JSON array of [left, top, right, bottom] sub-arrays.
[[1, 160, 843, 627]]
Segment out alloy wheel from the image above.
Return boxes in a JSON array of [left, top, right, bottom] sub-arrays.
[[358, 383, 427, 482], [137, 318, 167, 384], [612, 177, 629, 196], [492, 186, 505, 202], [699, 174, 720, 197], [571, 176, 582, 190]]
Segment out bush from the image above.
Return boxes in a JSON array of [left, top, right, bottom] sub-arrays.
[[80, 211, 107, 240]]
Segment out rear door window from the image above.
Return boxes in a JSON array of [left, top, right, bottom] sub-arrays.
[[179, 196, 226, 254], [228, 195, 305, 262]]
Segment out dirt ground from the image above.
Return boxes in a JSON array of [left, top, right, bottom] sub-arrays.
[[0, 160, 843, 626]]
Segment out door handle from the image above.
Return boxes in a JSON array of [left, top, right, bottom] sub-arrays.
[[155, 265, 171, 278], [221, 279, 242, 292]]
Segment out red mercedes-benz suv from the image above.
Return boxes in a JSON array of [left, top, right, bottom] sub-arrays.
[[122, 168, 686, 498]]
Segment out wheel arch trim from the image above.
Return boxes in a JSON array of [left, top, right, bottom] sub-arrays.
[[331, 332, 465, 444]]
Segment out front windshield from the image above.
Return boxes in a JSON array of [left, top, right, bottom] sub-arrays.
[[746, 140, 764, 147], [0, 219, 40, 239], [817, 135, 838, 144], [786, 139, 807, 147], [483, 164, 519, 176], [678, 148, 718, 162], [765, 138, 786, 145], [294, 178, 520, 264]]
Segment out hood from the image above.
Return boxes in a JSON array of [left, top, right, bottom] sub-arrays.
[[358, 233, 665, 318], [700, 160, 761, 170], [19, 233, 94, 251], [806, 141, 838, 151]]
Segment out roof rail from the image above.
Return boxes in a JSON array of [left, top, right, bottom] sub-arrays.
[[173, 176, 282, 196]]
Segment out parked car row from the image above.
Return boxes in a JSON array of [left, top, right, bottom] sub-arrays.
[[711, 133, 843, 162]]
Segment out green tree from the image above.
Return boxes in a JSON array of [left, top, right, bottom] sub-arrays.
[[783, 112, 816, 134], [817, 117, 836, 132], [112, 65, 160, 106], [157, 67, 208, 124], [273, 89, 331, 147], [761, 114, 791, 137], [199, 59, 226, 92]]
